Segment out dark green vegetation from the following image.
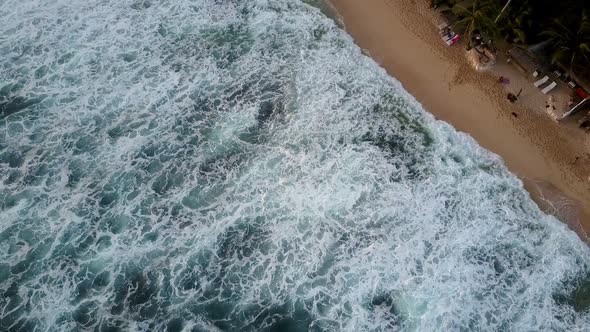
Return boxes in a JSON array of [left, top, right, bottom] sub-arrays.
[[432, 0, 590, 75]]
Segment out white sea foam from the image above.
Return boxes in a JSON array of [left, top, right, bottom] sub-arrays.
[[0, 0, 589, 331]]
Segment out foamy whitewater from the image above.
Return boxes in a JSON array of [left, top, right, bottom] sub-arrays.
[[1, 0, 589, 330]]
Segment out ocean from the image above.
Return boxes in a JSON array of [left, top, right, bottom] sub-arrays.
[[1, 0, 589, 330]]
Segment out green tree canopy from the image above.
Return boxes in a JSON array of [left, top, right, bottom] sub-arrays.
[[453, 0, 501, 46], [540, 10, 590, 74]]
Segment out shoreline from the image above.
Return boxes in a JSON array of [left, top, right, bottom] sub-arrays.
[[328, 0, 590, 241]]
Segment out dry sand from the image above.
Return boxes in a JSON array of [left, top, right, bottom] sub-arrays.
[[329, 0, 590, 241]]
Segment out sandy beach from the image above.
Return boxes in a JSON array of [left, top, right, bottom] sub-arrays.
[[329, 0, 590, 240]]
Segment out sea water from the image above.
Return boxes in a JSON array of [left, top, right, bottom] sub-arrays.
[[1, 0, 589, 331]]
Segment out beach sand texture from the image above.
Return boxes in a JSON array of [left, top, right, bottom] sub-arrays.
[[329, 0, 590, 239]]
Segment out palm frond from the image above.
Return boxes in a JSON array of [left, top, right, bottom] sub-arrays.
[[539, 29, 563, 41], [579, 10, 590, 36], [512, 28, 526, 43], [551, 47, 568, 64]]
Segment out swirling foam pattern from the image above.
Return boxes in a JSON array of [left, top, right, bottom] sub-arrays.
[[1, 0, 589, 331]]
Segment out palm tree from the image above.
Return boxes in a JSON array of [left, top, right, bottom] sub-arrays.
[[495, 0, 513, 23], [453, 0, 501, 47], [500, 1, 533, 43], [541, 10, 590, 74]]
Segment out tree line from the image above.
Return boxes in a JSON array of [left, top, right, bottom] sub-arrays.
[[433, 0, 590, 75]]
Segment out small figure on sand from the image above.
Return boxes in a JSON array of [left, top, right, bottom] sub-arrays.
[[546, 95, 556, 111], [442, 27, 451, 37], [567, 98, 574, 108], [497, 76, 510, 85], [507, 93, 517, 103], [571, 156, 580, 165]]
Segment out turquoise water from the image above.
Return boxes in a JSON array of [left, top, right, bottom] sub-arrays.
[[1, 0, 589, 330]]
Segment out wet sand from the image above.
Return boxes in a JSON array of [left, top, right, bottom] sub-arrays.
[[329, 0, 590, 240]]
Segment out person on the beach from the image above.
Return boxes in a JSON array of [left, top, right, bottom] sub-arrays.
[[442, 27, 452, 39], [507, 93, 517, 103]]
